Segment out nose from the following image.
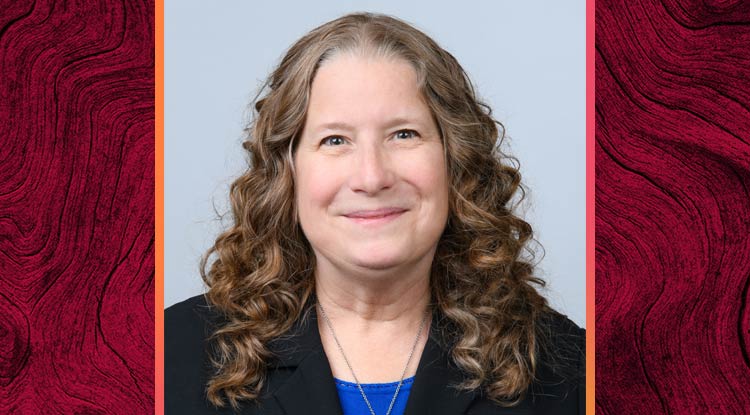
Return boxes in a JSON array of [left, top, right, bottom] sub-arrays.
[[348, 141, 395, 195]]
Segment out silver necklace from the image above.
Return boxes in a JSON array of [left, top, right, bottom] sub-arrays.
[[317, 303, 429, 415]]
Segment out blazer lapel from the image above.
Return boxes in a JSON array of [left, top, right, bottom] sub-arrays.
[[267, 306, 477, 415], [272, 349, 344, 415], [404, 311, 478, 415], [269, 306, 344, 415]]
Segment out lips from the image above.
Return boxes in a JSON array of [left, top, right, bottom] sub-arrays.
[[344, 208, 406, 219], [344, 207, 407, 224]]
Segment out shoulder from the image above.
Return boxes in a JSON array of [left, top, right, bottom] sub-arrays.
[[470, 310, 585, 414], [527, 310, 585, 413], [537, 309, 586, 379], [460, 310, 585, 414], [539, 309, 585, 350], [165, 294, 224, 357], [165, 294, 219, 336], [165, 295, 228, 414]]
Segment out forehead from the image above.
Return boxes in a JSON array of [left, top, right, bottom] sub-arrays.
[[304, 55, 432, 129]]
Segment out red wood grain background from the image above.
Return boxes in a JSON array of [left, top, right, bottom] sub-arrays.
[[0, 0, 154, 413], [596, 0, 750, 413]]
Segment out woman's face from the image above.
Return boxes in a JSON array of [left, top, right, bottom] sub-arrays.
[[295, 54, 449, 275]]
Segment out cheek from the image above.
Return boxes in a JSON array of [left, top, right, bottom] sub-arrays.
[[402, 148, 449, 205], [295, 160, 340, 217]]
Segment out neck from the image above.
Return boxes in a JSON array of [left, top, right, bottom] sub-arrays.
[[313, 256, 434, 383], [313, 260, 432, 325], [315, 267, 432, 383]]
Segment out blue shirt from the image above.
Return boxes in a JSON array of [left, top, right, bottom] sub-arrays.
[[334, 376, 415, 415]]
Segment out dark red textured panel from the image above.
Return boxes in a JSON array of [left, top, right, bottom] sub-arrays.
[[596, 0, 750, 413], [0, 0, 154, 413]]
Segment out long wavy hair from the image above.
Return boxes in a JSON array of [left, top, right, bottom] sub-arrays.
[[201, 12, 554, 409]]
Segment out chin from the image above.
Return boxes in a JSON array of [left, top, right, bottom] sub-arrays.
[[351, 257, 403, 271], [348, 249, 408, 271]]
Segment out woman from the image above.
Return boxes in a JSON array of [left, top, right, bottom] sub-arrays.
[[166, 12, 584, 415]]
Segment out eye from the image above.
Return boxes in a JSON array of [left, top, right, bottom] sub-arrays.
[[394, 129, 419, 140], [321, 136, 346, 146]]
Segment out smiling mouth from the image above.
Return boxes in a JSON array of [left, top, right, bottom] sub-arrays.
[[343, 208, 407, 224]]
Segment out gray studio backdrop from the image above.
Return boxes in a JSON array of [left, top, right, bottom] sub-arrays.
[[165, 1, 586, 327]]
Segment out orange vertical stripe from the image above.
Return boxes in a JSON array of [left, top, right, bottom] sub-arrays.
[[586, 0, 596, 413], [155, 0, 165, 413]]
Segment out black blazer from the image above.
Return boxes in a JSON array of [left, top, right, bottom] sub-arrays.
[[166, 295, 585, 414]]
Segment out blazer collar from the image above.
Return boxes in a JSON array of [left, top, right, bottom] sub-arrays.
[[403, 310, 478, 415], [268, 305, 344, 415], [268, 306, 477, 415]]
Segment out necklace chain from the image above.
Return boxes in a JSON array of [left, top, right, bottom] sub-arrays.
[[317, 303, 429, 415]]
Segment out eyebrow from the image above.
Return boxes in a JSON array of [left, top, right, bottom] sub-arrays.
[[313, 117, 425, 133]]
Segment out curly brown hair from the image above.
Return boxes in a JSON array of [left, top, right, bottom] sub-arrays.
[[201, 12, 552, 409]]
